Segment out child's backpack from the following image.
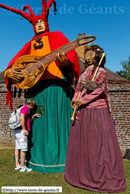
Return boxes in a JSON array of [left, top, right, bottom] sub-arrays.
[[8, 106, 24, 130]]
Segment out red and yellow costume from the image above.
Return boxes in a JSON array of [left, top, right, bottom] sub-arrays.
[[1, 0, 80, 173], [4, 31, 80, 109]]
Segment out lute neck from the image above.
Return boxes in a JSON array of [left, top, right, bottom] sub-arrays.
[[40, 39, 78, 65]]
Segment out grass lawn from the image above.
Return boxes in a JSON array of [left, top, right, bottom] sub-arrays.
[[0, 149, 130, 194]]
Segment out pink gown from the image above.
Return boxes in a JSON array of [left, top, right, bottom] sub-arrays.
[[64, 66, 127, 193]]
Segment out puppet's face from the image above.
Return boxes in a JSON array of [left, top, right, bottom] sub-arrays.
[[85, 50, 96, 66], [35, 19, 45, 34]]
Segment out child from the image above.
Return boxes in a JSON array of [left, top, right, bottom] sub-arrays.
[[14, 99, 41, 172]]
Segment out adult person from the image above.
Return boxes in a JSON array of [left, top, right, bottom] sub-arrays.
[[14, 99, 41, 172], [0, 0, 80, 173], [64, 45, 127, 193]]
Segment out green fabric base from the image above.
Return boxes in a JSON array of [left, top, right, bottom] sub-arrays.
[[26, 81, 73, 173]]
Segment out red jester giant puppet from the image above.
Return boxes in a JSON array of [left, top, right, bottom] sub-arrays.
[[0, 0, 80, 173]]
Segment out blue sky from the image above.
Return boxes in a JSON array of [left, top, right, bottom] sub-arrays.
[[0, 0, 130, 73]]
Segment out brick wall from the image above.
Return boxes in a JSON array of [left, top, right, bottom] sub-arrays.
[[0, 83, 130, 153], [108, 83, 130, 153]]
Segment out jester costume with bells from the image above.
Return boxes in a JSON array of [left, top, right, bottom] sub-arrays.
[[1, 0, 80, 173]]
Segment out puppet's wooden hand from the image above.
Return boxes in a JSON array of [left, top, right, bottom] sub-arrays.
[[75, 99, 82, 107], [6, 67, 24, 82], [56, 52, 70, 66], [70, 101, 76, 109]]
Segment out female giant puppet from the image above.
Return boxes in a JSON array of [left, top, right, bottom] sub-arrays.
[[64, 45, 127, 192], [0, 1, 80, 173]]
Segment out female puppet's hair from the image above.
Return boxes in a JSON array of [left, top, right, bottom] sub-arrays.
[[84, 45, 106, 68]]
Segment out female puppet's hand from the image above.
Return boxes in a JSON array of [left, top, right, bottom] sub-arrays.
[[71, 99, 82, 108], [56, 52, 70, 66], [70, 101, 76, 109], [75, 99, 83, 107]]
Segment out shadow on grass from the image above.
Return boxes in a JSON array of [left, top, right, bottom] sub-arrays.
[[0, 149, 130, 194]]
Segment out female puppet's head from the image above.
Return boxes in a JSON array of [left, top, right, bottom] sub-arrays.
[[84, 45, 106, 68], [0, 0, 57, 35]]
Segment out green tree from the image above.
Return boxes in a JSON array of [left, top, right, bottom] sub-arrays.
[[116, 56, 130, 80]]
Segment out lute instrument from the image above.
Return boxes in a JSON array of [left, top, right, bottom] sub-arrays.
[[12, 35, 96, 89]]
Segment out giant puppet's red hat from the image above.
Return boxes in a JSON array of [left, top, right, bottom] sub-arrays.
[[0, 0, 57, 35]]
